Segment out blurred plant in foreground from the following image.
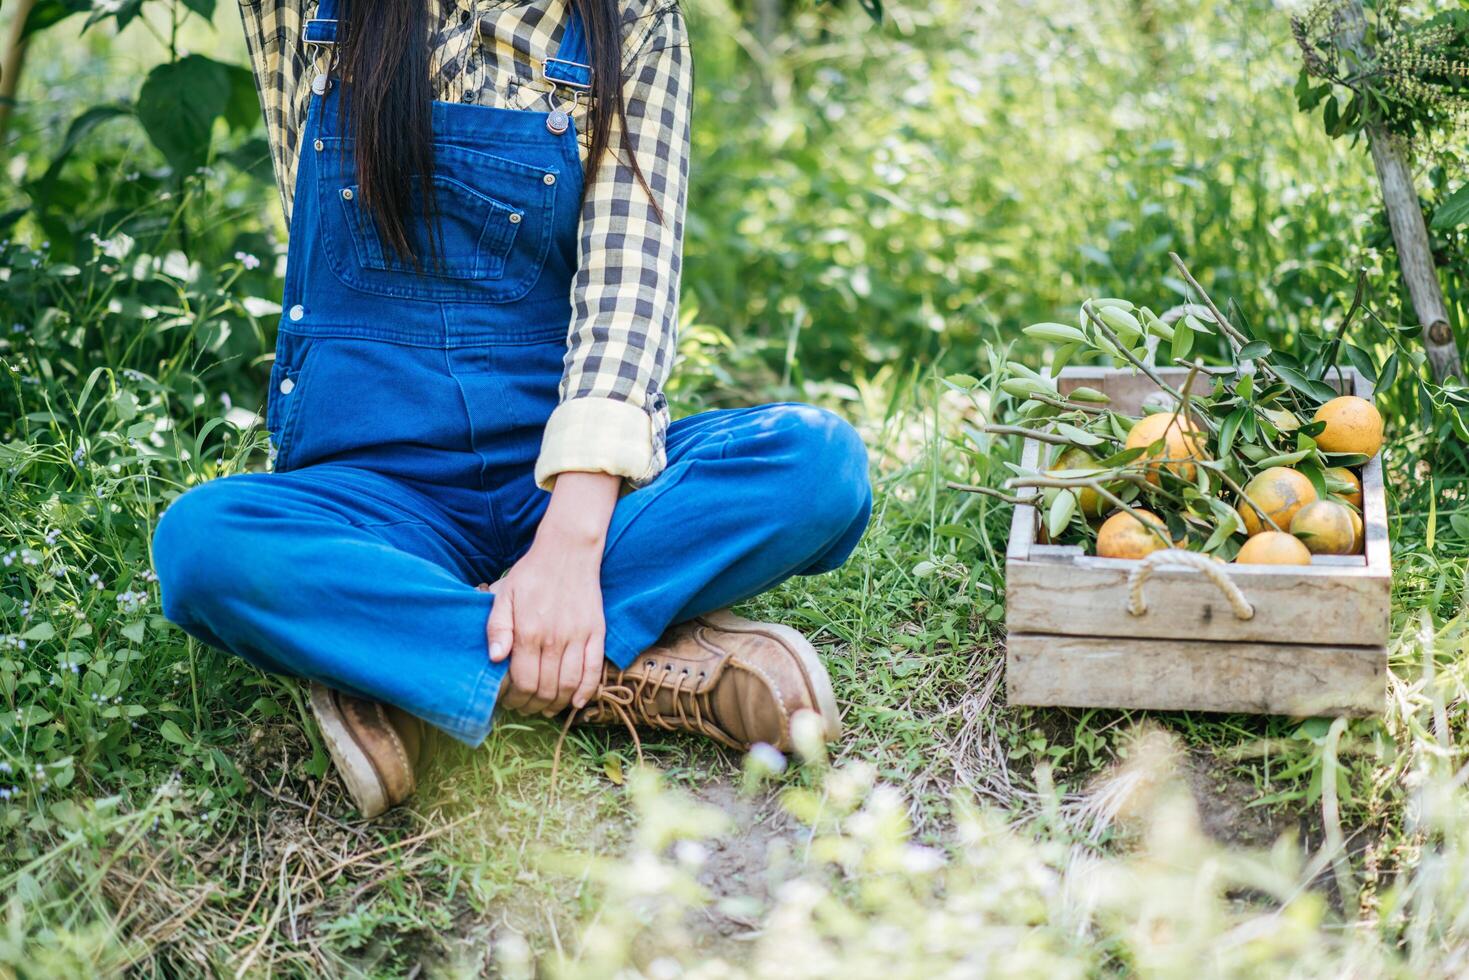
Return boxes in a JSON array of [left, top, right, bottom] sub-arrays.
[[525, 605, 1469, 978]]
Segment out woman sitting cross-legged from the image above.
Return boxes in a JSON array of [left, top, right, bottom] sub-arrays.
[[152, 0, 871, 817]]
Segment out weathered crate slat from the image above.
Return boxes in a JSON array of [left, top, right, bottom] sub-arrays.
[[1007, 634, 1384, 717], [1005, 366, 1391, 718], [1006, 558, 1390, 646]]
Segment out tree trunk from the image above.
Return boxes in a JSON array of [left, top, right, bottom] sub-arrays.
[[1, 0, 39, 139], [1335, 0, 1461, 382], [1366, 132, 1460, 382]]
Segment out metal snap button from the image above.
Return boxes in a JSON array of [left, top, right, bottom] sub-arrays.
[[279, 378, 296, 395], [313, 138, 324, 152], [311, 72, 330, 95], [341, 188, 354, 201], [546, 109, 569, 135], [288, 304, 304, 322], [542, 173, 556, 186], [508, 212, 522, 224]]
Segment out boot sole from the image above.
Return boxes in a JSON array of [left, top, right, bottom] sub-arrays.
[[309, 682, 390, 819], [698, 611, 843, 743]]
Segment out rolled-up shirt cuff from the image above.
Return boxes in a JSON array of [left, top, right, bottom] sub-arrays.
[[534, 396, 660, 491]]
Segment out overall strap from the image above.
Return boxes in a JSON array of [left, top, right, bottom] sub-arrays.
[[544, 2, 593, 91], [304, 0, 342, 49]]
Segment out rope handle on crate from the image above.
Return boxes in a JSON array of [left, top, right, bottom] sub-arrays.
[[1125, 548, 1254, 621]]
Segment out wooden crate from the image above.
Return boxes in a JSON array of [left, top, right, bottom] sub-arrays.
[[1005, 366, 1391, 718]]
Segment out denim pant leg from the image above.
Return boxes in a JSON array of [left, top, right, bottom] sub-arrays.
[[152, 466, 505, 745], [598, 403, 872, 668]]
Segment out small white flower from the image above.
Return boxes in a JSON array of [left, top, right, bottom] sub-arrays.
[[747, 742, 787, 775], [673, 840, 709, 868]]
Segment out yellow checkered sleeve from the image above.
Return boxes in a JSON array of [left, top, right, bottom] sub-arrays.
[[234, 0, 691, 490], [536, 5, 690, 489]]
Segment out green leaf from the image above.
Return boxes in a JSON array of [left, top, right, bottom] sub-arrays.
[[21, 0, 89, 39], [1107, 413, 1132, 443], [1452, 407, 1469, 444], [48, 800, 86, 829], [1022, 322, 1087, 344], [1256, 449, 1312, 468], [111, 389, 140, 423], [1050, 343, 1080, 375], [251, 697, 284, 720], [1238, 340, 1271, 361], [1431, 183, 1469, 231], [1297, 717, 1332, 740], [1097, 445, 1146, 468], [181, 0, 217, 20], [1054, 422, 1104, 447], [1171, 316, 1195, 361], [86, 0, 144, 30], [222, 62, 261, 133], [1323, 95, 1342, 137], [121, 621, 146, 644], [159, 719, 190, 746], [1067, 387, 1109, 403], [15, 705, 52, 726], [1273, 364, 1338, 404], [1047, 490, 1077, 539], [1378, 351, 1399, 393], [1201, 502, 1241, 552], [211, 748, 247, 797], [304, 747, 331, 779], [136, 55, 238, 175], [20, 622, 55, 642], [1299, 461, 1328, 500], [1217, 407, 1246, 460], [1343, 344, 1377, 386], [1183, 313, 1214, 335]]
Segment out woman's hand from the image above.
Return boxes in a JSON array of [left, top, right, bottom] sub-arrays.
[[489, 472, 621, 717]]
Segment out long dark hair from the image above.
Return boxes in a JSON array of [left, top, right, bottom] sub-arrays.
[[339, 0, 646, 265]]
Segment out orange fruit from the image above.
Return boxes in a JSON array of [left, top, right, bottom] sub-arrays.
[[1313, 396, 1384, 458], [1050, 447, 1107, 518], [1349, 508, 1364, 554], [1095, 509, 1173, 559], [1236, 531, 1312, 565], [1289, 499, 1357, 555], [1237, 466, 1318, 537], [1325, 466, 1362, 510], [1124, 412, 1209, 485]]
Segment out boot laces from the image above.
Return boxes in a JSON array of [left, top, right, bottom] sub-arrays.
[[550, 661, 738, 798]]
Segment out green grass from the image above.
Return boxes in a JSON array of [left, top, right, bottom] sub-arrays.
[[0, 341, 1465, 974], [3, 0, 1469, 974]]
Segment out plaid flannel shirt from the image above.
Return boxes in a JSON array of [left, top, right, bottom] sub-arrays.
[[237, 0, 691, 488]]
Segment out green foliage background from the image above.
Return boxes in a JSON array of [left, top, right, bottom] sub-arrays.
[[0, 0, 1467, 973]]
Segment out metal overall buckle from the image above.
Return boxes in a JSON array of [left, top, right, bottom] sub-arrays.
[[543, 57, 593, 91], [304, 19, 339, 94], [303, 18, 339, 50]]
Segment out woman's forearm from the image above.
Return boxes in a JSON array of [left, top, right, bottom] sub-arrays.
[[537, 471, 621, 550]]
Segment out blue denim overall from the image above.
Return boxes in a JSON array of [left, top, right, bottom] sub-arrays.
[[153, 0, 871, 745]]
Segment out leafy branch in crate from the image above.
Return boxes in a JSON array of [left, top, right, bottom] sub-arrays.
[[950, 254, 1386, 565]]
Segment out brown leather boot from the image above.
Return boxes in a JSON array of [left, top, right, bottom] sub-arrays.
[[309, 682, 426, 819], [575, 610, 841, 753]]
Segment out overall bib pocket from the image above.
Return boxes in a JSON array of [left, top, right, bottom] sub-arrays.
[[316, 140, 559, 304], [340, 174, 522, 281]]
